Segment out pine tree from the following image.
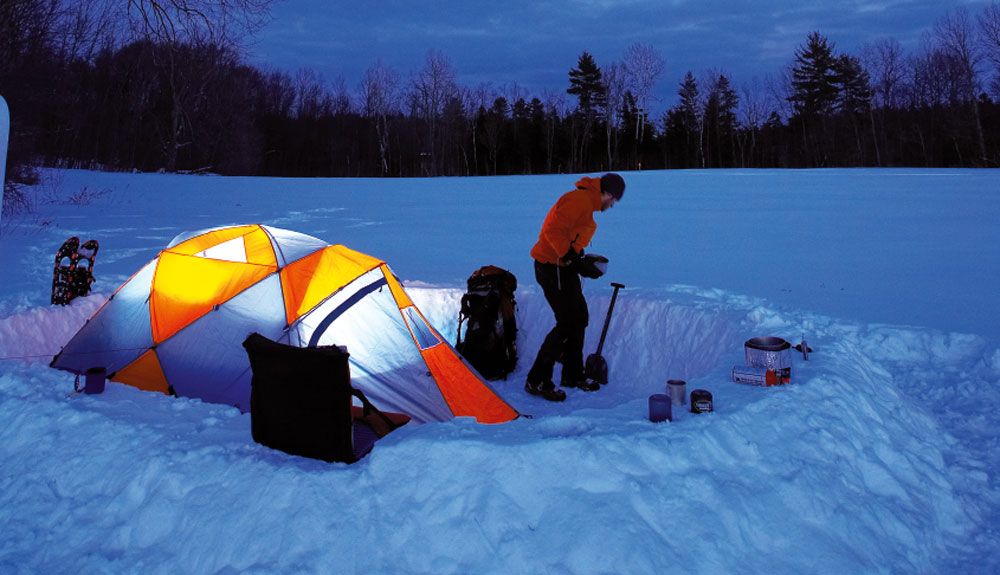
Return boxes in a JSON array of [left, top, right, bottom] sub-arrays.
[[567, 51, 607, 115], [620, 91, 641, 168], [789, 32, 840, 166], [679, 72, 703, 167], [790, 32, 840, 119], [835, 55, 873, 115], [835, 54, 876, 164], [566, 51, 606, 170], [704, 74, 739, 167], [663, 72, 703, 168]]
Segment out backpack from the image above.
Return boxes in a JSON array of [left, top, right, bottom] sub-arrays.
[[456, 266, 518, 380]]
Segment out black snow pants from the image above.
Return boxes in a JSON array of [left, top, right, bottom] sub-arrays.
[[527, 260, 589, 384]]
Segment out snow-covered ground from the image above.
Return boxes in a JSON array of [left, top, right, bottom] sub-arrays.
[[1, 168, 998, 573]]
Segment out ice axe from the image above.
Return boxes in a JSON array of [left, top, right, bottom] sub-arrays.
[[585, 282, 624, 386]]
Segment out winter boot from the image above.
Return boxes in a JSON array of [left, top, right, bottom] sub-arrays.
[[561, 377, 601, 392], [525, 379, 566, 402]]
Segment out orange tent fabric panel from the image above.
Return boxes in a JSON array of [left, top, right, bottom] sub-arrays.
[[112, 348, 170, 393], [151, 251, 277, 343], [420, 344, 518, 423], [281, 245, 383, 325], [382, 265, 413, 309], [242, 228, 277, 267], [170, 225, 260, 256]]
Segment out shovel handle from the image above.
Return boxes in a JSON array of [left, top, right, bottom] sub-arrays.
[[595, 282, 625, 355]]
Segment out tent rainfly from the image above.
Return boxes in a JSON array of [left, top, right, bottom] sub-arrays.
[[51, 224, 519, 424]]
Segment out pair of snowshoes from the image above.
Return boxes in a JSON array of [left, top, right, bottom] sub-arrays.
[[52, 237, 99, 305]]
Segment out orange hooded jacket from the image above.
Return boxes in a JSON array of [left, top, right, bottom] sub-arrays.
[[530, 176, 603, 265]]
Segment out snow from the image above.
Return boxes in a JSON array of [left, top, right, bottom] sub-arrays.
[[1, 168, 998, 573]]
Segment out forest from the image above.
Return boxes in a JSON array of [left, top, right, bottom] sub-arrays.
[[2, 0, 999, 202]]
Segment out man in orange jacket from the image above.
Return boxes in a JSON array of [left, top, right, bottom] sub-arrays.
[[525, 173, 625, 401]]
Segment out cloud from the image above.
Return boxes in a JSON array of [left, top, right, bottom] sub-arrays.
[[250, 0, 982, 112]]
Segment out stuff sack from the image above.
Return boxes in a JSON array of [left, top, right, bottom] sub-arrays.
[[456, 265, 518, 380]]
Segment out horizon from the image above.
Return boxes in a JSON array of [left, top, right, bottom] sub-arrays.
[[249, 0, 994, 112]]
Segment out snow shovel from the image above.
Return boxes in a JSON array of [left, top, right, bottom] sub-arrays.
[[584, 282, 624, 386]]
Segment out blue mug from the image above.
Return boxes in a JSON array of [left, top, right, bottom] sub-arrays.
[[84, 367, 106, 394], [648, 394, 671, 422]]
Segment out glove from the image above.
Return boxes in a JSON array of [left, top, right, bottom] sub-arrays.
[[578, 253, 609, 279], [562, 248, 584, 273]]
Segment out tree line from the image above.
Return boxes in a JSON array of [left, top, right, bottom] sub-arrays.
[[2, 1, 1000, 201]]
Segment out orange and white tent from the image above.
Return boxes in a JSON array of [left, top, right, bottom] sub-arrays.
[[51, 224, 519, 424]]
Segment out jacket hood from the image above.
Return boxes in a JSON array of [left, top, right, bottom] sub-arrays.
[[575, 177, 603, 211]]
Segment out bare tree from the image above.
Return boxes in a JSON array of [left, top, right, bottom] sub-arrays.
[[125, 0, 272, 45], [765, 68, 795, 123], [51, 0, 122, 62], [622, 43, 664, 143], [0, 1, 118, 72], [602, 61, 627, 169], [119, 0, 273, 171], [328, 76, 351, 117], [294, 68, 325, 120], [981, 2, 1000, 96], [738, 77, 770, 166], [981, 3, 1000, 63], [934, 7, 988, 164], [466, 82, 496, 174], [504, 82, 527, 110], [861, 38, 906, 109], [410, 50, 458, 175], [359, 60, 400, 175], [541, 89, 567, 173], [262, 70, 295, 117], [481, 93, 507, 175]]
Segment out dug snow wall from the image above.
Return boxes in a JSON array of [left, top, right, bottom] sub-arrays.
[[0, 286, 989, 573]]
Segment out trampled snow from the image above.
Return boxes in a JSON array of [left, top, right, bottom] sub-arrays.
[[0, 168, 998, 573]]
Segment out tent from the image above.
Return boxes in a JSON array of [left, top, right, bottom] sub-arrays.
[[51, 224, 519, 424]]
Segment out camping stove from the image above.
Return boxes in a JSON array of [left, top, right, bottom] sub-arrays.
[[743, 336, 792, 385]]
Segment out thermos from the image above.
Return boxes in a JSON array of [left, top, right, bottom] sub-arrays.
[[667, 379, 686, 406]]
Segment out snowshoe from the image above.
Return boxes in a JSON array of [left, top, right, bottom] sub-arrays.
[[51, 236, 80, 305], [72, 239, 99, 299], [51, 237, 99, 305]]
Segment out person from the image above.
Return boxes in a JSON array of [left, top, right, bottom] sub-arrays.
[[525, 173, 625, 401]]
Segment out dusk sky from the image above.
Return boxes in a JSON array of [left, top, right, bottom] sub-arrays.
[[250, 1, 990, 111]]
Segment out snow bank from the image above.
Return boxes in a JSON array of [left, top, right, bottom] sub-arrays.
[[1, 167, 996, 571], [0, 288, 990, 573], [0, 295, 103, 363]]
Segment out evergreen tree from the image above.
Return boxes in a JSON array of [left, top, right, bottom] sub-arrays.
[[704, 74, 739, 167], [835, 54, 876, 164], [835, 55, 874, 115], [679, 71, 703, 167], [620, 91, 641, 168], [566, 51, 606, 170], [663, 72, 704, 168], [789, 32, 841, 166], [790, 32, 840, 119], [567, 51, 607, 115]]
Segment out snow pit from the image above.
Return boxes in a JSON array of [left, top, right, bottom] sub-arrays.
[[0, 281, 987, 573], [409, 286, 741, 413]]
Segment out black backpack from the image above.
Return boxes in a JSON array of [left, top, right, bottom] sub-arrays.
[[456, 266, 518, 380]]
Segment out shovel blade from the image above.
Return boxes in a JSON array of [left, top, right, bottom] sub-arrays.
[[584, 353, 608, 385]]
